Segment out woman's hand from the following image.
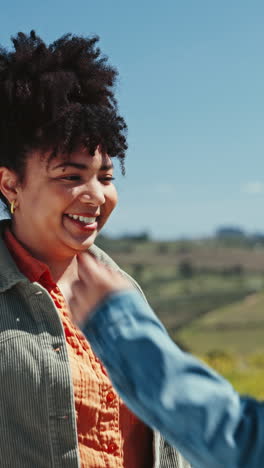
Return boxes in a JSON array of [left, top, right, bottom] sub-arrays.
[[70, 252, 132, 325]]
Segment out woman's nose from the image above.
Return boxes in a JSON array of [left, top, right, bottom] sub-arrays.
[[79, 181, 105, 206]]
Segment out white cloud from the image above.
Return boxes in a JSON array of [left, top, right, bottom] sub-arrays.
[[242, 181, 264, 194]]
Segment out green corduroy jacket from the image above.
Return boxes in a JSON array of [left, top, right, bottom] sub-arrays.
[[0, 219, 191, 468]]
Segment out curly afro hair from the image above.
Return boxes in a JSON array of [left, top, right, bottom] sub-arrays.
[[0, 30, 127, 206]]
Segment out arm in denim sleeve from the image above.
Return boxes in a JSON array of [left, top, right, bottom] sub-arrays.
[[82, 290, 264, 468]]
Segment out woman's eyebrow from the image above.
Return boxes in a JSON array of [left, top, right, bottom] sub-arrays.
[[51, 161, 113, 171], [52, 162, 87, 170]]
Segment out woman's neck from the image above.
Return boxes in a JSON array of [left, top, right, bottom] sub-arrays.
[[47, 255, 79, 284]]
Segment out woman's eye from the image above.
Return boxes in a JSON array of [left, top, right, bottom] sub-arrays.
[[61, 175, 81, 181], [100, 176, 115, 183]]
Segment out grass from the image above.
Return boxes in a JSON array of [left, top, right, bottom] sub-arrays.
[[200, 351, 264, 399], [176, 291, 264, 355]]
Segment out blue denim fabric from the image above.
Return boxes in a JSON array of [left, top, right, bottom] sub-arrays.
[[83, 290, 264, 468]]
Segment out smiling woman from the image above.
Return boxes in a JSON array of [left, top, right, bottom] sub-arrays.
[[1, 147, 118, 277], [0, 31, 191, 468]]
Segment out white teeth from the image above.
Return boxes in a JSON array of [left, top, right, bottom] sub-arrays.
[[67, 214, 96, 224]]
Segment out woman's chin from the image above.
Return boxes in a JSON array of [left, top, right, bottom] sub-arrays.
[[62, 213, 106, 252], [64, 231, 98, 253]]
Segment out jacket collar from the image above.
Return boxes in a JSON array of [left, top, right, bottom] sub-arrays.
[[0, 219, 27, 292]]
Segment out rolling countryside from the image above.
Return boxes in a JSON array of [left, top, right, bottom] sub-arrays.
[[97, 232, 264, 398]]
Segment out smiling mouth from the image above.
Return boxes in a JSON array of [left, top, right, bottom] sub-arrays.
[[66, 213, 97, 225]]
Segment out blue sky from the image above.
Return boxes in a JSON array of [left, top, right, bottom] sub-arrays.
[[1, 1, 264, 239]]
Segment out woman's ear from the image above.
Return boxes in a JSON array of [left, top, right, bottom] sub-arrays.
[[0, 167, 19, 204]]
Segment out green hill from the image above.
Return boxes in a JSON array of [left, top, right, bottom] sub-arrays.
[[177, 291, 264, 355], [96, 234, 264, 353]]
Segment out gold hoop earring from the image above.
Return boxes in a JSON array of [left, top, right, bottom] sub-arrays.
[[10, 200, 16, 214]]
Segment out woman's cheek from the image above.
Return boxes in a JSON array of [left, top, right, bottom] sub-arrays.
[[98, 187, 118, 229], [109, 185, 118, 211]]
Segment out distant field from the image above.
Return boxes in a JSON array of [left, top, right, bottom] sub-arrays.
[[97, 235, 264, 272], [97, 235, 264, 398], [97, 235, 264, 347]]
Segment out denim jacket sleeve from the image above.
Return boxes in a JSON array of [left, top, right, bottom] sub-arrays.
[[82, 290, 264, 468]]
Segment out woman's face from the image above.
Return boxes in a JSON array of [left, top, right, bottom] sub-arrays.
[[11, 147, 117, 262]]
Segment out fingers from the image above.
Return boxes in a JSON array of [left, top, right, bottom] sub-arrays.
[[77, 252, 126, 286], [71, 252, 134, 326], [77, 252, 100, 282], [77, 252, 133, 292]]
